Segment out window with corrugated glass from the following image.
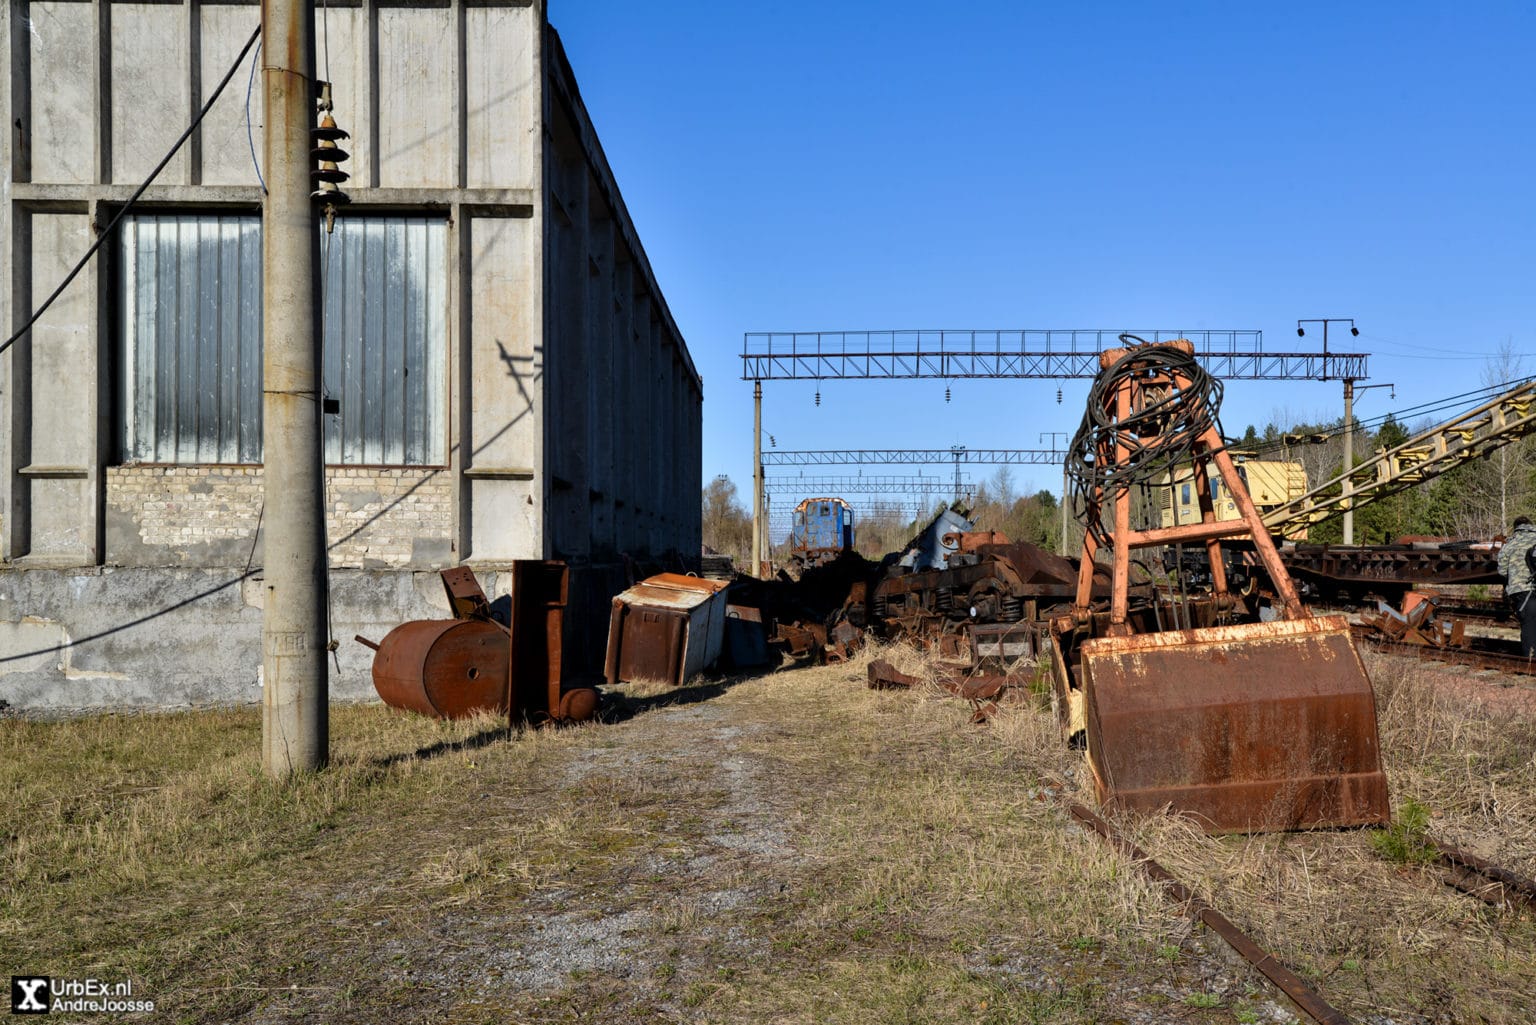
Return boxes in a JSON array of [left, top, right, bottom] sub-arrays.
[[119, 213, 447, 466]]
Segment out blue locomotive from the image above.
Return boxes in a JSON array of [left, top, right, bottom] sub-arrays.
[[789, 497, 856, 568]]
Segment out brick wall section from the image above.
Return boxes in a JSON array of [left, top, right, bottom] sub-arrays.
[[105, 466, 454, 569]]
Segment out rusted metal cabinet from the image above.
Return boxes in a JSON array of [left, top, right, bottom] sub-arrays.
[[604, 574, 731, 687]]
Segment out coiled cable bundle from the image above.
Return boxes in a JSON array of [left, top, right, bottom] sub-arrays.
[[1065, 335, 1225, 547]]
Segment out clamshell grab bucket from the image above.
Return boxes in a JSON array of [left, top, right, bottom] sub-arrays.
[[1080, 615, 1390, 832]]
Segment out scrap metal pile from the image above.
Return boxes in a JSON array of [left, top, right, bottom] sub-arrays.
[[356, 563, 600, 727], [355, 337, 1403, 838]]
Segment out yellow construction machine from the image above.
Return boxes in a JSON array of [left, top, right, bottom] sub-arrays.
[[1158, 458, 1310, 540], [1048, 337, 1390, 833]]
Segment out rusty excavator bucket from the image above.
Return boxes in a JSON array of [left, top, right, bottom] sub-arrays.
[[1051, 339, 1389, 833]]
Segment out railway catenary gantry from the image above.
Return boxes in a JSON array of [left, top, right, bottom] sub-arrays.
[[742, 328, 1372, 576], [761, 475, 974, 494], [740, 329, 1369, 381], [762, 448, 1061, 466]]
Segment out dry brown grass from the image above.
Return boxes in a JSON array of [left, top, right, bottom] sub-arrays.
[[1105, 652, 1536, 1022], [2, 643, 1531, 1023]]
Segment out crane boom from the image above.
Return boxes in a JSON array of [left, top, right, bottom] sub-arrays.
[[1262, 379, 1536, 535]]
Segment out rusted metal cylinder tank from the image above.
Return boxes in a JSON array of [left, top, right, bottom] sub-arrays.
[[371, 619, 508, 718]]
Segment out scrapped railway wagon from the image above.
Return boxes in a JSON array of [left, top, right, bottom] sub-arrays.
[[1051, 338, 1389, 833], [1171, 538, 1504, 605], [1278, 541, 1502, 602], [870, 539, 1138, 637]]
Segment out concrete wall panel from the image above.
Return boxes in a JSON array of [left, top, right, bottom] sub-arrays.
[[465, 5, 537, 190], [465, 213, 541, 561], [0, 566, 490, 709], [27, 2, 95, 185], [0, 564, 579, 711], [110, 4, 189, 185], [198, 4, 264, 188], [27, 479, 89, 559], [312, 5, 370, 191], [377, 6, 455, 188], [26, 211, 92, 469]]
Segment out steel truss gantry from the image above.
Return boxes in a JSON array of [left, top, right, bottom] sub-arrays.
[[743, 328, 1372, 576], [740, 330, 1369, 382], [763, 448, 1061, 467], [762, 474, 972, 495]]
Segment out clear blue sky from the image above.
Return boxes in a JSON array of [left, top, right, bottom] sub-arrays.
[[552, 2, 1535, 514]]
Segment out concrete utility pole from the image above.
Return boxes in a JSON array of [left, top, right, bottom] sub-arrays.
[[752, 381, 764, 577], [1342, 380, 1395, 547], [261, 0, 329, 775], [1041, 432, 1070, 555], [1342, 378, 1354, 546]]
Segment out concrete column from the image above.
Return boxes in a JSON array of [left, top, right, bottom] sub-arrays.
[[0, 3, 11, 561], [585, 206, 614, 552], [260, 0, 328, 776], [611, 252, 632, 551]]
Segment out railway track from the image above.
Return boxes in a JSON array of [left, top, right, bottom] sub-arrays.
[[1348, 623, 1536, 676], [1062, 792, 1536, 1024]]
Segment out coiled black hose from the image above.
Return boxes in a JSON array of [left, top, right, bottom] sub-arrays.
[[1065, 335, 1225, 547]]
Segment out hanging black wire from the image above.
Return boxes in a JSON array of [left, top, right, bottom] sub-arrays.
[[0, 24, 262, 358], [1065, 335, 1224, 546]]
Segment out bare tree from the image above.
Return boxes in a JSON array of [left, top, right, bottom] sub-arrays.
[[990, 465, 1017, 508], [1481, 340, 1532, 532], [701, 476, 752, 565]]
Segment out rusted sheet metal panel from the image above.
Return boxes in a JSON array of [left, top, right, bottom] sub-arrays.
[[604, 574, 730, 686], [971, 621, 1038, 664], [441, 566, 493, 620], [371, 619, 508, 718], [614, 573, 729, 611], [1081, 616, 1390, 832], [868, 659, 920, 690]]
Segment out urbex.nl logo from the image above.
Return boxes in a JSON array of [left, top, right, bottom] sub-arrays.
[[10, 978, 48, 1015], [11, 976, 155, 1015]]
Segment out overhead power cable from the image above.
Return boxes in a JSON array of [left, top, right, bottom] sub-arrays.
[[0, 24, 261, 359], [1240, 373, 1536, 459]]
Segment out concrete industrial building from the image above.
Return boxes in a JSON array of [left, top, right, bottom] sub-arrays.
[[0, 1, 702, 708]]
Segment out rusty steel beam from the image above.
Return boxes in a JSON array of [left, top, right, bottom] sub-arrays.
[[1068, 802, 1353, 1025], [1432, 840, 1536, 911]]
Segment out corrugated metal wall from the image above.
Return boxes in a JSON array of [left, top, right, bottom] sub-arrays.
[[122, 214, 265, 464], [321, 217, 448, 466], [120, 213, 447, 466]]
